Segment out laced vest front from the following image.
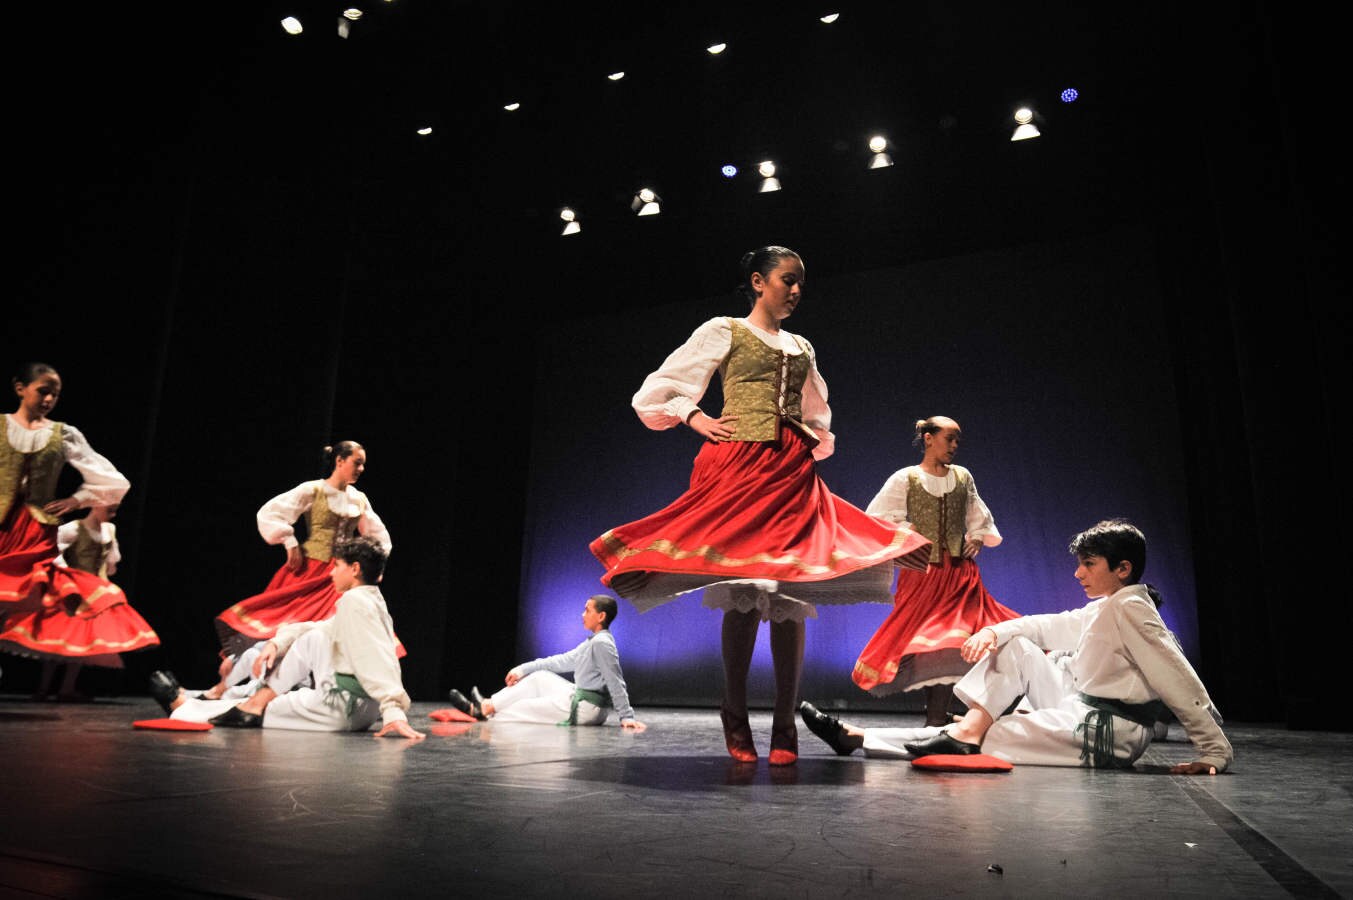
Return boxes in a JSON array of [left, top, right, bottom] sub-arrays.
[[718, 319, 818, 447]]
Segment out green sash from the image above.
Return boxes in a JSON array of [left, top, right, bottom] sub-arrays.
[[559, 686, 611, 726], [328, 672, 371, 716], [1076, 693, 1170, 768]]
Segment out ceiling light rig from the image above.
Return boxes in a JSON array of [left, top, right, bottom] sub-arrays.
[[868, 135, 893, 169], [706, 42, 727, 55], [559, 207, 581, 235], [631, 188, 661, 216], [504, 102, 521, 112], [416, 126, 432, 136], [757, 160, 781, 193], [280, 16, 303, 34], [1011, 107, 1040, 141], [820, 13, 840, 24], [336, 8, 362, 38], [607, 71, 625, 81]]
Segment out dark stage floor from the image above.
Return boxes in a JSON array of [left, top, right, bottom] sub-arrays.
[[0, 697, 1349, 899]]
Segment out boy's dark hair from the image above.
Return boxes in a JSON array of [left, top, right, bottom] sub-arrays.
[[1069, 519, 1145, 585], [590, 594, 618, 629], [1143, 583, 1164, 609], [334, 535, 387, 584]]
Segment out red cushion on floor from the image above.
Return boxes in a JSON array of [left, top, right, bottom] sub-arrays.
[[911, 753, 1012, 772], [429, 723, 475, 737], [133, 718, 213, 731], [428, 708, 478, 723]]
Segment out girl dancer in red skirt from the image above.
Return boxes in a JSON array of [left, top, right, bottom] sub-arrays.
[[851, 416, 1019, 725], [0, 362, 157, 676], [214, 441, 392, 657], [591, 247, 932, 765]]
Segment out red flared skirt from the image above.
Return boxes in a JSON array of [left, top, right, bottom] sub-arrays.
[[0, 583, 159, 667], [215, 557, 406, 659], [591, 429, 932, 610], [1, 503, 60, 610], [852, 553, 1019, 695], [0, 506, 159, 666]]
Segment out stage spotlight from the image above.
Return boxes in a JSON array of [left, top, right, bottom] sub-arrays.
[[757, 160, 781, 193], [343, 8, 363, 19], [820, 13, 840, 23], [707, 43, 727, 55], [608, 71, 625, 81], [281, 16, 303, 34], [632, 188, 661, 216], [721, 164, 738, 178], [868, 135, 893, 169], [1060, 88, 1079, 103], [504, 102, 521, 111], [1011, 107, 1040, 141], [416, 126, 432, 135], [560, 208, 581, 235]]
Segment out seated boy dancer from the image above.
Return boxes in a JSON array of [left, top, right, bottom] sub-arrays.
[[448, 595, 646, 732], [162, 536, 423, 739], [800, 520, 1231, 774]]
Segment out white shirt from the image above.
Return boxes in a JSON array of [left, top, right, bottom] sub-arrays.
[[987, 584, 1233, 771], [630, 316, 836, 460], [5, 415, 129, 508], [865, 465, 1001, 546], [256, 479, 392, 554], [272, 584, 410, 726]]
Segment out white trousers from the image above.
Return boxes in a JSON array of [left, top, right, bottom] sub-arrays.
[[260, 628, 380, 732], [489, 670, 607, 725], [172, 644, 273, 723], [171, 629, 379, 732], [863, 637, 1152, 767]]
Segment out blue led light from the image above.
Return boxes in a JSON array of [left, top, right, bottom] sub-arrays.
[[1061, 88, 1079, 103], [721, 164, 737, 178]]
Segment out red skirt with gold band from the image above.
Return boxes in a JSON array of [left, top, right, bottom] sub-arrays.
[[215, 556, 406, 659], [852, 552, 1019, 695], [590, 429, 932, 609], [1, 505, 158, 666]]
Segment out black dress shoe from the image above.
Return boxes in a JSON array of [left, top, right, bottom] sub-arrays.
[[209, 706, 264, 728], [904, 729, 981, 757], [798, 701, 860, 756], [148, 670, 182, 715], [447, 688, 483, 720], [469, 686, 489, 720]]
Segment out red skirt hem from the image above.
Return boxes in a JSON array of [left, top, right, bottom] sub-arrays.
[[0, 570, 159, 666], [216, 557, 406, 659], [591, 430, 931, 603], [852, 553, 1019, 694]]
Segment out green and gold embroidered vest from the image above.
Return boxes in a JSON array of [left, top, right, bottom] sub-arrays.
[[301, 484, 365, 562], [66, 523, 111, 578], [0, 421, 66, 526], [906, 468, 971, 563], [719, 319, 817, 446]]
